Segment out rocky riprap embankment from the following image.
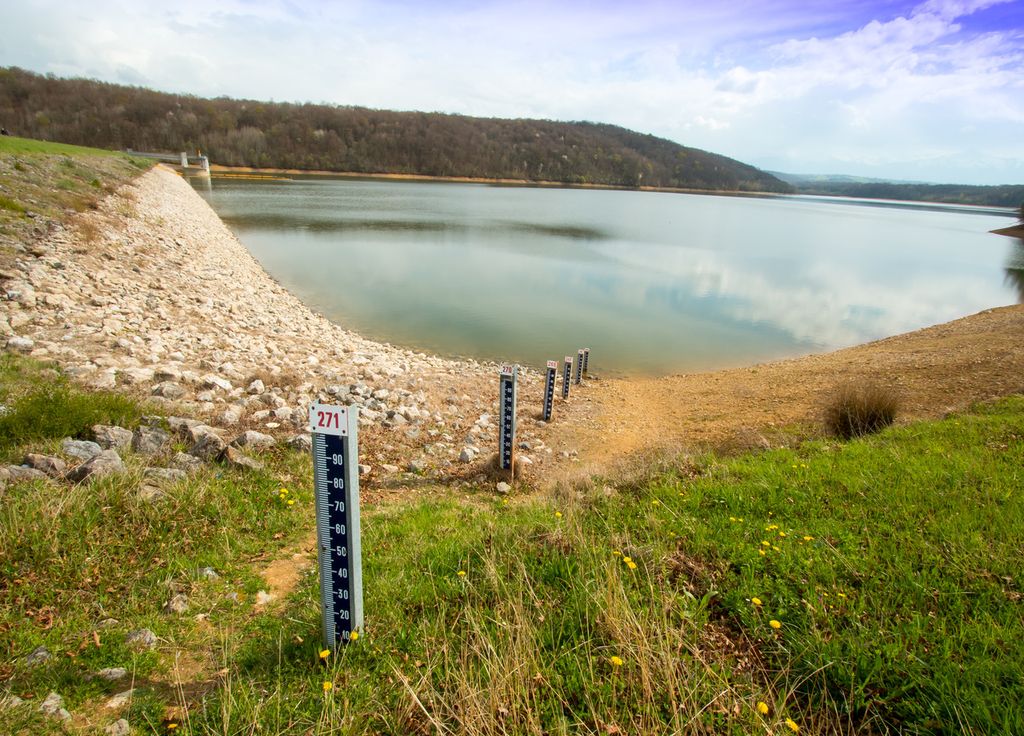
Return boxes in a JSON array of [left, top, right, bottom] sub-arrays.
[[0, 166, 567, 483]]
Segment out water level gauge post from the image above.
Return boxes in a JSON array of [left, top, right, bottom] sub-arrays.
[[562, 356, 573, 400], [310, 402, 363, 650], [543, 360, 557, 421], [583, 348, 590, 375], [575, 349, 584, 385], [498, 364, 518, 478]]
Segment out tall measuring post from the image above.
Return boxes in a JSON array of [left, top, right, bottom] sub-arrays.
[[575, 349, 584, 385], [310, 403, 363, 649], [561, 355, 573, 400], [498, 364, 518, 475], [542, 360, 557, 421], [582, 348, 590, 375]]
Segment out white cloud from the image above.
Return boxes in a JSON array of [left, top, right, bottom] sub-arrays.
[[0, 0, 1021, 182]]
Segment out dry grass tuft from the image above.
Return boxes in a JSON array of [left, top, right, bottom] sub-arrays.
[[824, 380, 900, 439]]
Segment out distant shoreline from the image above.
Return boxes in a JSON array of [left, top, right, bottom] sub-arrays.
[[207, 164, 779, 198]]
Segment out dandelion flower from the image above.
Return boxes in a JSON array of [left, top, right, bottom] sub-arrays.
[[751, 597, 762, 606], [555, 511, 562, 519], [779, 532, 787, 538], [756, 701, 769, 715], [769, 620, 782, 630], [612, 550, 622, 556], [651, 500, 660, 506], [626, 561, 637, 570], [785, 718, 800, 733], [280, 488, 289, 495], [761, 541, 771, 547], [803, 536, 813, 542], [323, 681, 333, 692], [457, 570, 466, 577], [319, 648, 331, 660], [608, 655, 624, 667], [729, 516, 737, 522], [758, 549, 766, 556], [622, 556, 632, 563], [287, 499, 295, 506]]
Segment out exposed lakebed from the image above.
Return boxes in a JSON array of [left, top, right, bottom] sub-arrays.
[[195, 176, 1020, 375]]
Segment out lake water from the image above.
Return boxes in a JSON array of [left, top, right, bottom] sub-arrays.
[[193, 176, 1021, 376]]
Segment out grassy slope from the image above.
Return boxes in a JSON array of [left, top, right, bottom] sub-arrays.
[[2, 348, 1021, 734], [0, 135, 152, 254]]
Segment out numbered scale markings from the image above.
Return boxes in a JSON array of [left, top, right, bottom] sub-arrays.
[[582, 348, 590, 375], [575, 349, 584, 385], [543, 360, 557, 421], [562, 356, 573, 400], [310, 404, 363, 648], [499, 364, 518, 471]]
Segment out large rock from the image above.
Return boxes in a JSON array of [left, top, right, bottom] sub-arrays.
[[66, 450, 124, 483], [144, 468, 187, 483], [96, 667, 128, 681], [224, 446, 262, 471], [163, 594, 188, 615], [199, 374, 232, 391], [188, 432, 226, 461], [167, 416, 203, 438], [6, 336, 34, 353], [6, 464, 49, 483], [131, 426, 170, 456], [287, 434, 312, 453], [38, 692, 70, 720], [170, 452, 204, 473], [23, 453, 67, 478], [151, 381, 186, 400], [230, 430, 275, 450], [93, 424, 133, 450], [125, 628, 157, 650], [62, 438, 102, 461], [106, 718, 131, 736]]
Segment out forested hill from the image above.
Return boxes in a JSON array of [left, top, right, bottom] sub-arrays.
[[773, 172, 1024, 209], [0, 67, 790, 192]]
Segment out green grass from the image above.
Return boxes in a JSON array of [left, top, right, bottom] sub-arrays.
[[0, 135, 152, 253], [2, 369, 1021, 733], [0, 354, 147, 457], [0, 135, 140, 158]]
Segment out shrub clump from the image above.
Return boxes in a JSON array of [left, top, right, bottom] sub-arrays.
[[824, 381, 900, 439]]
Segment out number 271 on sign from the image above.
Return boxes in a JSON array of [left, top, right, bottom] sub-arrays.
[[309, 404, 349, 436]]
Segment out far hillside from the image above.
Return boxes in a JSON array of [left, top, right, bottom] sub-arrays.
[[0, 67, 790, 193], [773, 171, 1024, 209]]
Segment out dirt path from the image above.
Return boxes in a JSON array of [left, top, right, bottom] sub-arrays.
[[545, 304, 1024, 480]]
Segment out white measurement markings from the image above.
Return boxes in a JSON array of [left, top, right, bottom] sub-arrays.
[[310, 403, 363, 648]]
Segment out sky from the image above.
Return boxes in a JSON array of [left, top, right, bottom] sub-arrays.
[[1, 0, 1022, 184]]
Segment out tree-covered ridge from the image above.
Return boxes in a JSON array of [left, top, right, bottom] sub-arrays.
[[0, 67, 790, 193]]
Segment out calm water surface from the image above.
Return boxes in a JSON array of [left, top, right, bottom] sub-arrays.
[[193, 176, 1021, 376]]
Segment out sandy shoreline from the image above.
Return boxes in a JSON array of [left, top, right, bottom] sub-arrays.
[[3, 165, 1023, 489]]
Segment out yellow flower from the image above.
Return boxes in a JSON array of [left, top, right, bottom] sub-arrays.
[[280, 488, 288, 495], [761, 541, 770, 547], [457, 570, 466, 577], [622, 556, 632, 563], [772, 546, 781, 552], [651, 500, 660, 506], [323, 681, 333, 692], [608, 655, 624, 667], [729, 516, 737, 522], [319, 649, 330, 660], [803, 536, 813, 542], [786, 718, 800, 733], [751, 597, 762, 606], [758, 549, 766, 556], [349, 631, 359, 641], [612, 550, 622, 556], [626, 561, 637, 570], [555, 511, 562, 518], [756, 701, 769, 715], [287, 499, 295, 506], [779, 532, 787, 537], [769, 620, 782, 630]]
